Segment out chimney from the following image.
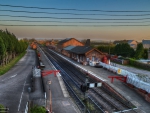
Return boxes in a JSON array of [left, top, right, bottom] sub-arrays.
[[85, 39, 90, 46]]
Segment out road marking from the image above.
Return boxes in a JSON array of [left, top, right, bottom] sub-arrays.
[[10, 74, 17, 78], [2, 74, 17, 81], [18, 73, 28, 111]]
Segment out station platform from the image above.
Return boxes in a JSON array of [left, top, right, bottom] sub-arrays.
[[39, 48, 81, 113], [46, 49, 150, 113]]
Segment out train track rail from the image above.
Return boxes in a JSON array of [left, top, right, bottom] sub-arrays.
[[40, 46, 139, 113]]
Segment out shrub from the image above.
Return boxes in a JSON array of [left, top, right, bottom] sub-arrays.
[[0, 104, 5, 112], [30, 105, 46, 113]]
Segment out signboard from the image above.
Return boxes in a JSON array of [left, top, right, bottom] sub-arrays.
[[117, 68, 122, 74]]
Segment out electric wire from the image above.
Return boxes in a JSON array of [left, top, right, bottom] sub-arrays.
[[1, 4, 150, 27], [1, 9, 150, 16], [0, 24, 149, 27], [1, 14, 150, 20], [1, 19, 150, 23], [0, 4, 150, 12]]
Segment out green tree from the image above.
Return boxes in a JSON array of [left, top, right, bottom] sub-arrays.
[[143, 48, 148, 59], [134, 43, 144, 59], [30, 106, 46, 113], [0, 104, 5, 112], [97, 45, 115, 54], [0, 36, 6, 60], [114, 43, 135, 57]]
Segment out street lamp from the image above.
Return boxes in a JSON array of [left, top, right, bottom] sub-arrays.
[[46, 80, 52, 113]]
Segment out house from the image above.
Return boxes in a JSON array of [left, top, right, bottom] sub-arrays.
[[70, 46, 106, 65], [113, 40, 138, 50], [127, 40, 138, 50], [57, 38, 84, 52], [142, 40, 150, 49]]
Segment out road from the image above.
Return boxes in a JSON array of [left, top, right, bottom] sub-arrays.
[[0, 48, 36, 113]]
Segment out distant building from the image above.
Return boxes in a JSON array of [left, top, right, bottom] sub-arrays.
[[142, 40, 150, 49], [113, 40, 138, 50], [57, 38, 84, 52]]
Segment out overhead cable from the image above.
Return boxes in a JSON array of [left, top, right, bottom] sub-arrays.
[[1, 15, 150, 20], [0, 4, 150, 12], [1, 9, 150, 16], [1, 20, 150, 23], [0, 24, 149, 27]]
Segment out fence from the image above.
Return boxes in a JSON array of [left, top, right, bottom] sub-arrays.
[[99, 61, 150, 93]]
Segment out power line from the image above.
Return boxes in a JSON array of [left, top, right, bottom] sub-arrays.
[[1, 15, 150, 20], [0, 4, 150, 12], [0, 24, 149, 27], [1, 19, 150, 24], [1, 9, 150, 16]]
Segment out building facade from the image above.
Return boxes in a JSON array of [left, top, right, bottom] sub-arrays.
[[142, 40, 150, 49], [57, 38, 84, 52]]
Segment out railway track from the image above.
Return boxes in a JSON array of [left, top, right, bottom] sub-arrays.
[[40, 46, 139, 113]]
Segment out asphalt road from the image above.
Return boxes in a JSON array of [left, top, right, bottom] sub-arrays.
[[0, 48, 36, 113]]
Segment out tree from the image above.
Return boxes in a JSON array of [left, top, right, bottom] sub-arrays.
[[0, 36, 6, 60], [0, 104, 5, 112], [97, 45, 115, 54], [30, 106, 46, 113], [143, 48, 148, 59], [114, 43, 135, 57], [134, 43, 144, 59]]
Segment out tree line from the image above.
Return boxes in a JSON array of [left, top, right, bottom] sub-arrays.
[[0, 29, 28, 66], [97, 43, 148, 59]]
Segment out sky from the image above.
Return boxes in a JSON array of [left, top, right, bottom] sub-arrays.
[[0, 0, 150, 42]]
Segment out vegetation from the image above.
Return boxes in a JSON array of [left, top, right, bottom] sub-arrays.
[[134, 43, 144, 59], [128, 58, 150, 71], [0, 52, 26, 75], [114, 43, 135, 57], [30, 105, 46, 113], [97, 45, 115, 54], [0, 29, 28, 75], [0, 104, 5, 112], [96, 42, 148, 60]]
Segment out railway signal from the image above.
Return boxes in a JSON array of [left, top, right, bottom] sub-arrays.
[[80, 76, 102, 92], [87, 82, 102, 88]]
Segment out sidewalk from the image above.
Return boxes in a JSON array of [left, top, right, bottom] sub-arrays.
[[39, 48, 81, 113]]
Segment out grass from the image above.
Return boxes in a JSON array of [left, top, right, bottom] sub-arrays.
[[0, 51, 26, 76]]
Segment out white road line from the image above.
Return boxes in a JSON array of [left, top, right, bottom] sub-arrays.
[[2, 74, 17, 81], [18, 74, 28, 111], [10, 74, 17, 78]]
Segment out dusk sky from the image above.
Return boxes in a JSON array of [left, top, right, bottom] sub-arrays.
[[0, 0, 150, 42]]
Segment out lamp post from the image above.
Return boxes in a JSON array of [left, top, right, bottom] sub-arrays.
[[46, 80, 52, 113]]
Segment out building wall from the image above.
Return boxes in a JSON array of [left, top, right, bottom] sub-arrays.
[[71, 50, 104, 63], [143, 44, 150, 49], [57, 38, 84, 52], [62, 50, 71, 57], [129, 40, 137, 49], [86, 50, 104, 62], [63, 38, 84, 48]]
